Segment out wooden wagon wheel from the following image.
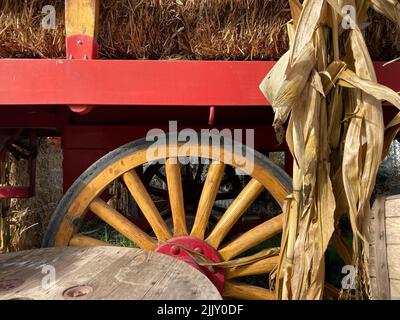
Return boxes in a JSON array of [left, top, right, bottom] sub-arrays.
[[139, 163, 264, 233], [43, 134, 292, 300]]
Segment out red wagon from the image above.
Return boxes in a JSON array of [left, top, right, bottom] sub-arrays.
[[1, 0, 399, 299]]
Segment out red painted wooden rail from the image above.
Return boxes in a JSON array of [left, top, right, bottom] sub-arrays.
[[0, 60, 398, 107]]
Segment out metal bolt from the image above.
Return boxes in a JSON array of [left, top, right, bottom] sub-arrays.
[[77, 39, 84, 45], [170, 246, 180, 255], [194, 247, 203, 254], [63, 285, 93, 298]]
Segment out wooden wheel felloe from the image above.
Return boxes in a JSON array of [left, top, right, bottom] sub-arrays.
[[43, 134, 292, 300]]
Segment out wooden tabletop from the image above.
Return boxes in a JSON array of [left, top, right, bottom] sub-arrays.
[[0, 246, 222, 300]]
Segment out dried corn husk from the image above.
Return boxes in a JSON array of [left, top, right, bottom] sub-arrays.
[[260, 0, 400, 300]]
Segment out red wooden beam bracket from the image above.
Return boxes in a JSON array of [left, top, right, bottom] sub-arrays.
[[67, 35, 98, 60], [208, 106, 216, 126], [67, 35, 98, 114]]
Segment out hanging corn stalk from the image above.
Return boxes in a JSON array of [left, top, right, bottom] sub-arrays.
[[260, 0, 400, 299]]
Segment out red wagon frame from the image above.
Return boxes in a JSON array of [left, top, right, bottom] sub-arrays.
[[1, 58, 399, 198]]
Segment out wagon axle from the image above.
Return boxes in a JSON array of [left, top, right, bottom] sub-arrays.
[[155, 236, 226, 294]]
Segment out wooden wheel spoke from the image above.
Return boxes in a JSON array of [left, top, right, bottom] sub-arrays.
[[89, 198, 157, 250], [206, 178, 264, 248], [165, 158, 188, 236], [190, 161, 226, 239], [223, 281, 275, 300], [123, 170, 172, 240], [219, 214, 283, 261], [69, 234, 112, 247], [225, 255, 279, 279]]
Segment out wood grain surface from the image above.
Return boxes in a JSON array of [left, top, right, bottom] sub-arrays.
[[0, 247, 222, 300]]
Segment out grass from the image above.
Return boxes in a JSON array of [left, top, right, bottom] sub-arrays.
[[81, 221, 137, 248]]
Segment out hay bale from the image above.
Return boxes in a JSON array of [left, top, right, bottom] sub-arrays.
[[0, 0, 290, 60], [0, 153, 14, 252], [376, 140, 400, 197], [0, 0, 65, 58], [0, 138, 63, 252], [2, 0, 398, 61], [365, 9, 400, 61]]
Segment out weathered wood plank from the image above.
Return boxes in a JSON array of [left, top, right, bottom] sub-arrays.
[[369, 276, 378, 299], [387, 244, 400, 280], [390, 279, 400, 300], [386, 217, 400, 245], [384, 195, 400, 218], [65, 0, 100, 38], [366, 216, 375, 245], [369, 244, 376, 278], [0, 247, 221, 300], [368, 196, 400, 299], [370, 197, 390, 299]]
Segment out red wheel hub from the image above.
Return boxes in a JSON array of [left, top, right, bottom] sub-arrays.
[[155, 237, 225, 293]]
